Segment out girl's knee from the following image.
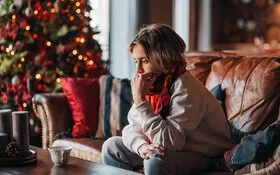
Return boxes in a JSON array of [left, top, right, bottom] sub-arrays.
[[102, 136, 122, 153], [102, 137, 123, 165], [144, 156, 161, 167], [144, 156, 176, 175]]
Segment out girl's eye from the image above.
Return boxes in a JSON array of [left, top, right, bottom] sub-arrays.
[[143, 59, 148, 64]]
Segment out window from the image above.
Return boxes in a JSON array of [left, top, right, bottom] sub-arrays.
[[89, 0, 110, 61]]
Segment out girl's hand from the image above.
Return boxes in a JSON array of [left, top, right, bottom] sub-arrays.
[[138, 143, 165, 159], [131, 73, 156, 105]]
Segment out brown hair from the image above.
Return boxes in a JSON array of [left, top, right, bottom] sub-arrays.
[[128, 23, 186, 74]]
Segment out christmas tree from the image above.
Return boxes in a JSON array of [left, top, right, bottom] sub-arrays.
[[0, 0, 108, 146]]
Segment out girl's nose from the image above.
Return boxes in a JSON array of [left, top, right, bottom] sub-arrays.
[[137, 69, 144, 74], [136, 65, 144, 74]]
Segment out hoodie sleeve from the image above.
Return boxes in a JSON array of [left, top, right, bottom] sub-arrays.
[[122, 124, 149, 154]]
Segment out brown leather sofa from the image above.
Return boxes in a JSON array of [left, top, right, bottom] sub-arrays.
[[32, 51, 280, 175]]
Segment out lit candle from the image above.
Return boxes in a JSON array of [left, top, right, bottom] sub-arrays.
[[12, 111, 30, 155], [0, 109, 13, 143]]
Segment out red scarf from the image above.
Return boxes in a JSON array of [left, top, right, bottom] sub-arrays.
[[145, 66, 186, 119]]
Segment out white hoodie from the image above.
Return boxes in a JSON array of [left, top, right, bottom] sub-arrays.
[[122, 71, 235, 157]]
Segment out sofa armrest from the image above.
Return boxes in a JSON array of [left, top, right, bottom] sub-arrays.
[[32, 93, 73, 149]]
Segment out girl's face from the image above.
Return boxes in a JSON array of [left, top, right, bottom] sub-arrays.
[[132, 44, 161, 76]]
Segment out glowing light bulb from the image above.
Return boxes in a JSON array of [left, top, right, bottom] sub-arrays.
[[78, 55, 83, 60], [26, 25, 31, 31], [88, 60, 94, 65], [51, 8, 56, 13], [80, 38, 85, 43], [72, 50, 78, 55], [23, 103, 27, 108], [35, 73, 42, 80], [46, 41, 52, 46]]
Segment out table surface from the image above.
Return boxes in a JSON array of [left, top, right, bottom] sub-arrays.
[[0, 146, 142, 175]]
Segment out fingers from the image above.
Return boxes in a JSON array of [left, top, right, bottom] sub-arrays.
[[141, 152, 150, 160], [134, 74, 141, 79], [148, 144, 165, 156], [152, 143, 165, 152], [144, 144, 165, 158], [131, 73, 156, 105], [139, 143, 166, 160], [134, 73, 156, 81]]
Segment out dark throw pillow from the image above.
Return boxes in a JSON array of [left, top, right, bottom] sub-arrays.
[[224, 121, 280, 172], [209, 84, 226, 112]]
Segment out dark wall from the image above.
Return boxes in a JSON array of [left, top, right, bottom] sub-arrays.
[[138, 0, 173, 26], [148, 0, 172, 26], [212, 0, 280, 44], [211, 0, 224, 44]]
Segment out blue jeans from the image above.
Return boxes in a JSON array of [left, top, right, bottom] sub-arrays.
[[102, 136, 211, 175]]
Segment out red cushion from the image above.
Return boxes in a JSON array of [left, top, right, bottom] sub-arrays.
[[61, 77, 99, 138]]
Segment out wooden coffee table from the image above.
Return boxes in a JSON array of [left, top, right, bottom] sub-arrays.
[[0, 146, 142, 175]]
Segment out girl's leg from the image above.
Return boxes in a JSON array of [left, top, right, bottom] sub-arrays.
[[102, 136, 143, 171], [144, 150, 211, 175]]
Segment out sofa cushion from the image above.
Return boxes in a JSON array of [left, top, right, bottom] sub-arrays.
[[52, 138, 104, 163], [95, 75, 132, 139], [205, 56, 280, 133], [61, 77, 100, 138], [184, 51, 239, 84]]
